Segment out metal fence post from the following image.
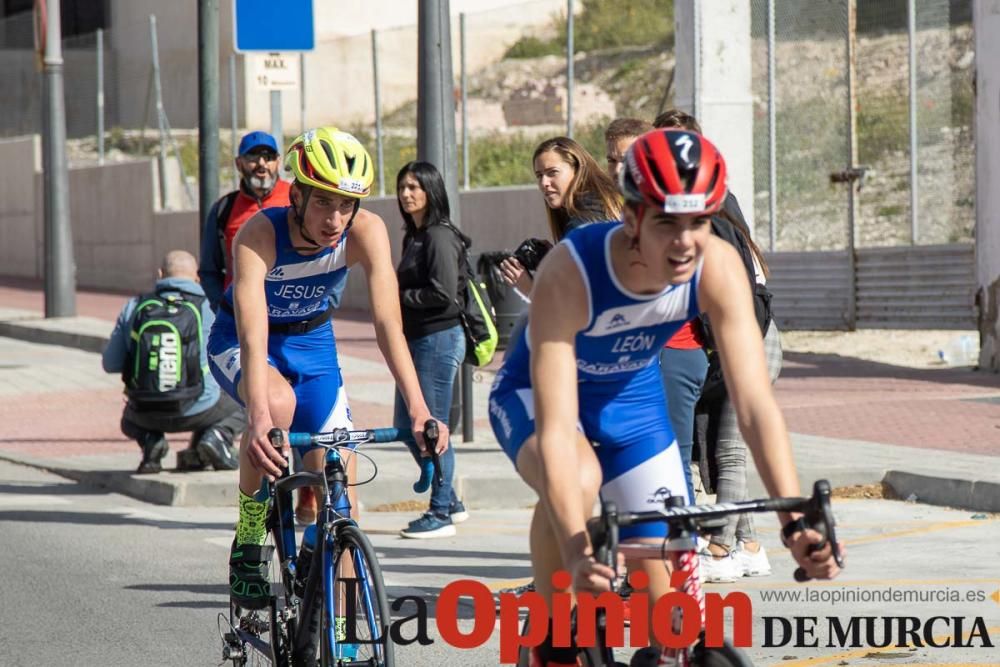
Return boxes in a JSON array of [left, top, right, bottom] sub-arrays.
[[96, 27, 104, 165], [566, 0, 574, 137], [907, 0, 918, 245], [372, 29, 385, 197], [230, 52, 238, 190], [150, 15, 169, 209], [270, 90, 283, 153], [845, 0, 859, 330], [461, 12, 469, 190], [300, 53, 306, 134], [767, 0, 776, 252]]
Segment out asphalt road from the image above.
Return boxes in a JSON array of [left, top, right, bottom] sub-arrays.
[[1, 461, 998, 666]]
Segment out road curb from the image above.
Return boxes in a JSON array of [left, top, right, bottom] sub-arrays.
[[0, 319, 108, 353], [0, 450, 536, 509], [883, 470, 1000, 513]]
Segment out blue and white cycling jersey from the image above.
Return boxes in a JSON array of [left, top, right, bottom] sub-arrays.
[[208, 206, 353, 434], [489, 221, 701, 536], [219, 206, 349, 322]]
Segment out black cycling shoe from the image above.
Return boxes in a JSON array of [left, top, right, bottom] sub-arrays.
[[196, 427, 239, 471], [175, 447, 208, 472], [136, 434, 168, 474], [229, 541, 273, 610]]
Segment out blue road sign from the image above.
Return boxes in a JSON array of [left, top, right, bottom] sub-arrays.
[[234, 0, 315, 52]]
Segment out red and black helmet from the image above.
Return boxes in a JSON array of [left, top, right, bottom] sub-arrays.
[[620, 129, 728, 215]]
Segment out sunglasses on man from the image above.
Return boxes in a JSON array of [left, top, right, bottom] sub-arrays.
[[243, 151, 279, 163]]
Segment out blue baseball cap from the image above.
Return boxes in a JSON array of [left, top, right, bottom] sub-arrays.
[[238, 131, 279, 156]]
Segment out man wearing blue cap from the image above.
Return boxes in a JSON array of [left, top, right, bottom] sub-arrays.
[[199, 131, 291, 311]]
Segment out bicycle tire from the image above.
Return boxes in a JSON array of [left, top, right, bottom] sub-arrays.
[[322, 524, 395, 667], [514, 616, 611, 667], [690, 639, 754, 667]]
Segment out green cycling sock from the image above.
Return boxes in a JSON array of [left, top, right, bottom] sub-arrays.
[[236, 490, 269, 546]]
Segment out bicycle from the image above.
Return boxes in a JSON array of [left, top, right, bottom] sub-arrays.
[[219, 420, 443, 667], [517, 479, 843, 667]]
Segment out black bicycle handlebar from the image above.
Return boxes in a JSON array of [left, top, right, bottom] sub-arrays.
[[587, 479, 843, 582]]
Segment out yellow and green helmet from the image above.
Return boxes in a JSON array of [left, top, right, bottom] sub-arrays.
[[284, 127, 374, 199]]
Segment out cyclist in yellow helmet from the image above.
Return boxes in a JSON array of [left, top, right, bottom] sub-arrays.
[[207, 127, 448, 610]]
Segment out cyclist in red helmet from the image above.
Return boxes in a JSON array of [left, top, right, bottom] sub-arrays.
[[488, 129, 841, 666]]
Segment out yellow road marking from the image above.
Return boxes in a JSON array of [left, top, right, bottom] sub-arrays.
[[844, 518, 996, 547], [486, 577, 533, 593]]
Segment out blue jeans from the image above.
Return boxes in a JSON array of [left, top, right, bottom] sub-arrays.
[[393, 324, 466, 516], [659, 346, 708, 502]]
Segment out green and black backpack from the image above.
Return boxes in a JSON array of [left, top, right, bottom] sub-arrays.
[[123, 288, 206, 412]]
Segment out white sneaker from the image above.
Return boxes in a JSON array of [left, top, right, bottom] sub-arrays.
[[734, 541, 772, 577], [699, 548, 740, 583]]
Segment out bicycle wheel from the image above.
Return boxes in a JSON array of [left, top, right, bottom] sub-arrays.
[[690, 639, 754, 667], [514, 616, 612, 667], [322, 524, 395, 667], [224, 533, 292, 667]]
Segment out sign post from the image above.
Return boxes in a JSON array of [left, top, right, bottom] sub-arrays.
[[234, 0, 314, 150]]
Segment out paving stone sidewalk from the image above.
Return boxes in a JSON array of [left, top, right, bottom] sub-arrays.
[[1, 278, 998, 511]]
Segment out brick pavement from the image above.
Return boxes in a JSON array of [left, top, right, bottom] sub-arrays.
[[2, 277, 998, 461]]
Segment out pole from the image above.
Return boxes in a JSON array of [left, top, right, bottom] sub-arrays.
[[198, 0, 220, 240], [230, 52, 238, 190], [417, 0, 472, 440], [907, 0, 918, 245], [270, 90, 283, 153], [41, 0, 76, 317], [372, 29, 385, 196], [460, 12, 469, 190], [767, 0, 776, 251], [96, 27, 104, 165], [566, 0, 574, 137], [150, 15, 169, 209], [299, 53, 306, 134], [692, 0, 701, 120], [845, 0, 859, 330]]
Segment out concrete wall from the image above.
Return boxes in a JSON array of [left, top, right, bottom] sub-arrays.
[[974, 1, 1000, 370], [65, 159, 158, 290], [338, 185, 545, 310], [0, 136, 548, 298], [0, 136, 41, 278]]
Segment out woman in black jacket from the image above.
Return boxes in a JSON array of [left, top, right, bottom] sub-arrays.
[[394, 161, 470, 538]]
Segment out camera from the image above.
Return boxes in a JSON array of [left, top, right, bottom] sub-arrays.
[[505, 237, 553, 272]]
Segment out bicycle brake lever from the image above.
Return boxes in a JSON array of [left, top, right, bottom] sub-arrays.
[[412, 420, 444, 493], [794, 479, 843, 582], [424, 419, 444, 488]]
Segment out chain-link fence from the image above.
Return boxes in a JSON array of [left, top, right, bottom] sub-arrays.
[[750, 0, 974, 251], [0, 0, 975, 233]]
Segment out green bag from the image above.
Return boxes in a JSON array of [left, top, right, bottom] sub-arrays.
[[441, 222, 498, 367], [459, 271, 499, 367]]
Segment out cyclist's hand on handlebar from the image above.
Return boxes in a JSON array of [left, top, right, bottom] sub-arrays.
[[567, 554, 618, 595], [413, 415, 449, 456], [786, 527, 844, 580], [246, 416, 288, 480]]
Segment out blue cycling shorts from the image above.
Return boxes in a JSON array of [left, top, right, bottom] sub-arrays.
[[207, 310, 353, 434], [488, 364, 690, 540]]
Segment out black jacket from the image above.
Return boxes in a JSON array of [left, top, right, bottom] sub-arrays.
[[397, 221, 468, 340]]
